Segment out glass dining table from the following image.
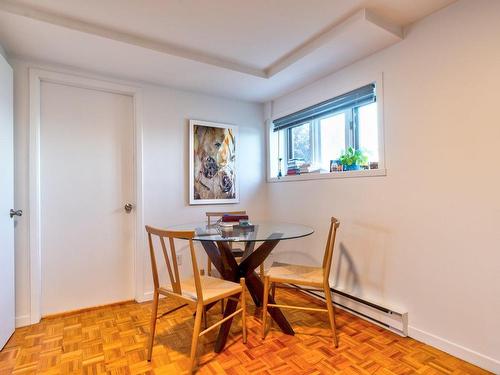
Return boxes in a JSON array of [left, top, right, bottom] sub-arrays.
[[168, 221, 314, 352]]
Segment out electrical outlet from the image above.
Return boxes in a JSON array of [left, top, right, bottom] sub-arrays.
[[176, 255, 182, 265]]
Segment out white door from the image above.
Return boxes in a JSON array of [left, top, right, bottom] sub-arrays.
[[0, 54, 15, 348], [40, 81, 134, 316]]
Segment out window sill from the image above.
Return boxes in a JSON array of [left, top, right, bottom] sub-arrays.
[[267, 168, 387, 183]]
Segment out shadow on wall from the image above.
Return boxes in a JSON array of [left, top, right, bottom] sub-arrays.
[[332, 242, 362, 295], [331, 219, 391, 301], [271, 250, 318, 268]]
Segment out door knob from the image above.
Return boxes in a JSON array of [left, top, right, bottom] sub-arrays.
[[124, 203, 133, 213], [10, 209, 23, 218]]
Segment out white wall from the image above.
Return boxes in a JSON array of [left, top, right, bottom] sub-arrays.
[[9, 0, 500, 371], [267, 0, 500, 372], [12, 59, 267, 325]]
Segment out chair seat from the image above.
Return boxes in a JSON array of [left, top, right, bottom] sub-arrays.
[[266, 261, 324, 285], [163, 275, 242, 303]]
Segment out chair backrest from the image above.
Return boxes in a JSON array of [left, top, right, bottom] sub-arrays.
[[206, 210, 247, 226], [145, 225, 202, 301], [322, 217, 340, 284]]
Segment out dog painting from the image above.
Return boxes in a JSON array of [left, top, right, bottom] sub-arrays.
[[189, 120, 238, 204]]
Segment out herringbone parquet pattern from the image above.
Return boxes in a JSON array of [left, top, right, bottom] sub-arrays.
[[0, 289, 490, 374]]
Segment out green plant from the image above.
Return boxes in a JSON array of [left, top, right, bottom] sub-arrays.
[[339, 147, 368, 166]]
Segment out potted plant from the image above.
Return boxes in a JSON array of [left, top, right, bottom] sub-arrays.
[[339, 147, 368, 171]]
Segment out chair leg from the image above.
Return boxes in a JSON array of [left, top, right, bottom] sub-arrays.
[[260, 263, 265, 280], [261, 276, 270, 339], [203, 307, 208, 330], [240, 278, 247, 344], [147, 290, 159, 361], [189, 302, 204, 374], [207, 259, 212, 276], [220, 299, 225, 315], [324, 285, 338, 348]]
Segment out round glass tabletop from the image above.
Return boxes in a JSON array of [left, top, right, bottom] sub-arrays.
[[167, 221, 314, 242]]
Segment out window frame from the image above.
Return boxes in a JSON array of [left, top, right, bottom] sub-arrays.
[[284, 106, 371, 172], [267, 74, 386, 182], [287, 121, 313, 163]]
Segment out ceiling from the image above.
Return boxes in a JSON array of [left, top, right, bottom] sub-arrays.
[[0, 0, 456, 102]]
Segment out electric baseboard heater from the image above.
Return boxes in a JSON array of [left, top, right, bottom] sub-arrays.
[[292, 284, 408, 336]]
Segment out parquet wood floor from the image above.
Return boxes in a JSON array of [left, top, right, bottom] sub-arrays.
[[0, 289, 490, 374]]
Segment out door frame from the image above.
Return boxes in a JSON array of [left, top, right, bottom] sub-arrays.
[[29, 68, 144, 324]]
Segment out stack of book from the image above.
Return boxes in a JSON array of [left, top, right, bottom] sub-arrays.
[[287, 159, 311, 175], [299, 163, 311, 174], [286, 159, 301, 175], [218, 214, 249, 228]]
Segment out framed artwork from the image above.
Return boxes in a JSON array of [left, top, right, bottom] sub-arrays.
[[189, 120, 239, 205]]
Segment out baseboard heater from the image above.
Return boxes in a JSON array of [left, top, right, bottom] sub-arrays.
[[291, 284, 408, 336]]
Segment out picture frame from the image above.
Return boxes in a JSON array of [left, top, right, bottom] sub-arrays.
[[189, 119, 239, 205]]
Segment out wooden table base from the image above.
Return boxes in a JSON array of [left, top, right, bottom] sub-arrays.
[[201, 237, 294, 353]]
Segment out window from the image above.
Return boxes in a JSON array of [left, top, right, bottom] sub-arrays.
[[357, 102, 378, 162], [288, 122, 312, 163], [319, 112, 345, 171], [268, 82, 384, 180]]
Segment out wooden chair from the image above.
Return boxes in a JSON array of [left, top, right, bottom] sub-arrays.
[[146, 225, 247, 374], [261, 217, 340, 347], [206, 211, 264, 279]]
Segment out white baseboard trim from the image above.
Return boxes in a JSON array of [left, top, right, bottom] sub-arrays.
[[139, 291, 167, 302], [15, 314, 31, 328], [141, 291, 154, 302], [408, 326, 500, 373]]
